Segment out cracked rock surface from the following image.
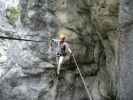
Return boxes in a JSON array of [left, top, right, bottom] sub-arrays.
[[0, 0, 119, 100]]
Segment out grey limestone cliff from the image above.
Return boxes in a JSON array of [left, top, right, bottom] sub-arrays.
[[0, 0, 119, 100]]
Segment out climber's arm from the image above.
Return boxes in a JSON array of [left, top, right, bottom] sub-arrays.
[[52, 39, 60, 43], [68, 48, 72, 54], [65, 42, 72, 54]]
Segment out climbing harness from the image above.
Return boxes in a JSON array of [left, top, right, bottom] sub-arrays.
[[57, 43, 67, 56], [72, 54, 93, 100]]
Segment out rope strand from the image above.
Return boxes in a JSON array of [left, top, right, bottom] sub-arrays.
[[0, 36, 80, 44], [72, 54, 93, 100]]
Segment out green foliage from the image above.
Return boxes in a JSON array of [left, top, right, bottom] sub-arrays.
[[6, 6, 21, 25]]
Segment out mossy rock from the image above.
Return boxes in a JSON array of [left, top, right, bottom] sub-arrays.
[[6, 6, 21, 25]]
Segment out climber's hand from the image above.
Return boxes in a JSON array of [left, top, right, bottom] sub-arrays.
[[52, 39, 59, 42]]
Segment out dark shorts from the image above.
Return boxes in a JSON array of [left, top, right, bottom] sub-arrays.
[[57, 52, 67, 56]]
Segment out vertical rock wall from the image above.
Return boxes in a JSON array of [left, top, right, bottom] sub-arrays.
[[0, 0, 119, 100], [55, 0, 119, 99], [119, 0, 133, 100]]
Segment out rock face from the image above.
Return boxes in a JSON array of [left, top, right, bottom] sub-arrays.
[[0, 0, 119, 100], [119, 0, 133, 100]]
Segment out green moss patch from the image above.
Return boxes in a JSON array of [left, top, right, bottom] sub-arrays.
[[6, 6, 21, 25]]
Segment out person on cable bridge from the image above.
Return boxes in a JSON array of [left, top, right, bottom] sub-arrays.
[[48, 32, 72, 75]]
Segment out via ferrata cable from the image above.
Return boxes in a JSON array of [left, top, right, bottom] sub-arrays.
[[72, 54, 93, 100]]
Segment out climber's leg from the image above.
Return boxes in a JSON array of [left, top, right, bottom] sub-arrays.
[[56, 55, 59, 65], [57, 56, 64, 75]]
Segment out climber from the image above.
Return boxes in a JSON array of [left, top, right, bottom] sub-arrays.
[[51, 34, 72, 75]]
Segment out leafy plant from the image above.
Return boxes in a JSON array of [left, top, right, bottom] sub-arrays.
[[6, 6, 21, 25]]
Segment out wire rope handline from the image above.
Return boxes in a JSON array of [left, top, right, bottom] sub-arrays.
[[72, 54, 93, 100], [0, 36, 80, 44], [0, 36, 48, 42]]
